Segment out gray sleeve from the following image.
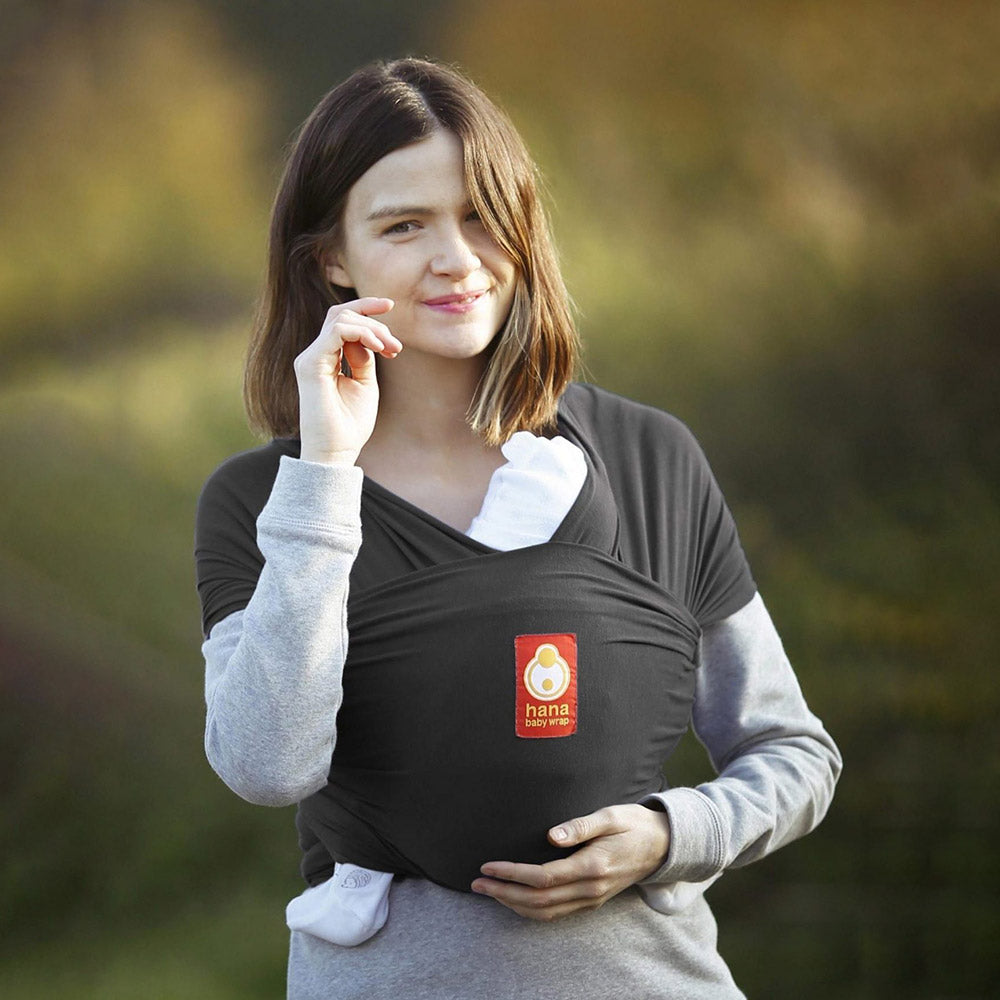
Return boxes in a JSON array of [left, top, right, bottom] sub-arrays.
[[202, 455, 364, 807], [640, 592, 842, 891]]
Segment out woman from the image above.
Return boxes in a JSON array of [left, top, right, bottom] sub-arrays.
[[195, 58, 841, 998]]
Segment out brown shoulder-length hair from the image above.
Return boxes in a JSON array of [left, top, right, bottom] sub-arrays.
[[244, 58, 578, 446]]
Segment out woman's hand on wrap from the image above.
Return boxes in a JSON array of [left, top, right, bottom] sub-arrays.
[[471, 803, 671, 922], [294, 297, 403, 466]]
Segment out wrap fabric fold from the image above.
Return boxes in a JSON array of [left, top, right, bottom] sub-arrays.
[[296, 432, 704, 892]]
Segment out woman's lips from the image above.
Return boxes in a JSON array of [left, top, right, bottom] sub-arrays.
[[422, 289, 488, 313]]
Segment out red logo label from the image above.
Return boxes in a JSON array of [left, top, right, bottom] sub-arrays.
[[515, 633, 577, 739]]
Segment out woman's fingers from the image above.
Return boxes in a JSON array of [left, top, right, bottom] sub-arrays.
[[472, 842, 619, 921], [476, 806, 629, 887], [471, 872, 611, 921], [317, 299, 402, 356], [474, 839, 617, 902], [299, 316, 400, 380], [325, 295, 395, 326], [348, 295, 395, 316], [471, 804, 672, 922], [294, 297, 401, 465], [477, 843, 613, 889], [318, 322, 389, 359]]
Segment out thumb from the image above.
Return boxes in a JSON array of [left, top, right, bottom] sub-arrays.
[[548, 807, 617, 848], [341, 340, 378, 386]]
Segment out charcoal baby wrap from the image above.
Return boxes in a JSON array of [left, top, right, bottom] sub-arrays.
[[195, 384, 757, 896], [297, 537, 701, 891]]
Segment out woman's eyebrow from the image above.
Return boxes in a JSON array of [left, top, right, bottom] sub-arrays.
[[365, 199, 473, 223], [365, 204, 433, 222]]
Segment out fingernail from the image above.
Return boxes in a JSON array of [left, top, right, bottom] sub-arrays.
[[551, 827, 568, 842]]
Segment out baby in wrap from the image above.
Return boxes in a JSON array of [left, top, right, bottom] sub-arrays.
[[286, 432, 590, 945]]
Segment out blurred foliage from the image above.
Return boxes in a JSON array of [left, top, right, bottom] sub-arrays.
[[1, 0, 998, 997], [0, 0, 270, 368]]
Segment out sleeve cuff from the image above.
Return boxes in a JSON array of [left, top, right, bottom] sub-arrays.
[[257, 454, 364, 540], [639, 787, 727, 884]]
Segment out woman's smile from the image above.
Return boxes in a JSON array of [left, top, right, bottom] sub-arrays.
[[422, 289, 490, 312]]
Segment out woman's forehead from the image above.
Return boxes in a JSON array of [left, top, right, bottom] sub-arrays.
[[345, 130, 468, 220]]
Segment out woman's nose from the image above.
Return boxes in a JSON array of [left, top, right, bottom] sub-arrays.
[[430, 229, 481, 277]]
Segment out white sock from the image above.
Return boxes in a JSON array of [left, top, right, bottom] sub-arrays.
[[285, 863, 393, 947]]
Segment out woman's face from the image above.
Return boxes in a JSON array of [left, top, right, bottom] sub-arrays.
[[326, 130, 517, 363]]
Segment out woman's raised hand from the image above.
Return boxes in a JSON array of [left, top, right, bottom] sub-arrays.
[[294, 298, 402, 466], [471, 804, 672, 922]]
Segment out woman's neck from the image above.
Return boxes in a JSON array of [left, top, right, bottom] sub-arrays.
[[371, 352, 484, 450], [357, 351, 506, 531]]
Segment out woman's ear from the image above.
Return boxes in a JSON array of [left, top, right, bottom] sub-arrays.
[[322, 249, 353, 288]]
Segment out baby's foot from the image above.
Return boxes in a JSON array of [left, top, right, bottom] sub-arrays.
[[286, 864, 393, 946]]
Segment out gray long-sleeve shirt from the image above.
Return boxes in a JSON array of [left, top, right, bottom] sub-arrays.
[[197, 386, 840, 997]]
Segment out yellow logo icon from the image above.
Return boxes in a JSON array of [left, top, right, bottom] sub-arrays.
[[523, 642, 571, 701]]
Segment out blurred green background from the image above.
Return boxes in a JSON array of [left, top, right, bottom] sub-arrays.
[[1, 1, 997, 996]]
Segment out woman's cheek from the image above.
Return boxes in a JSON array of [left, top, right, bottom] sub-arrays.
[[365, 245, 411, 293]]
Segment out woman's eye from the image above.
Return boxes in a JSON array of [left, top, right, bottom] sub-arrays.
[[466, 210, 483, 224], [384, 220, 419, 235]]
